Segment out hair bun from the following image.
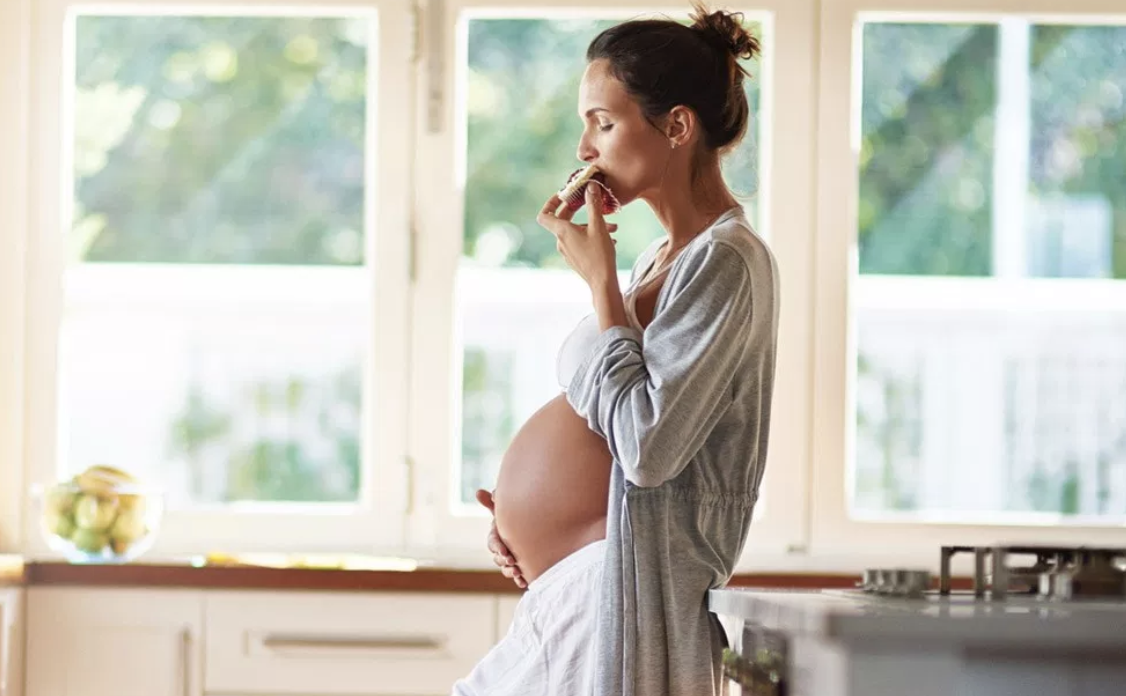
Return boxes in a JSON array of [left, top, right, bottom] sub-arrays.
[[689, 4, 761, 61]]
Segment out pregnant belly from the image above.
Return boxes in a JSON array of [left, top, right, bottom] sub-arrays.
[[493, 393, 612, 583]]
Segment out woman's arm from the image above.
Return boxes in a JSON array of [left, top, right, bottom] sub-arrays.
[[591, 275, 629, 332], [566, 241, 755, 488]]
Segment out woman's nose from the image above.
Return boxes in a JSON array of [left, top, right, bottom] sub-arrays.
[[576, 135, 597, 164]]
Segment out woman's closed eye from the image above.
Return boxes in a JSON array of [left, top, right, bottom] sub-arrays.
[[598, 123, 613, 132]]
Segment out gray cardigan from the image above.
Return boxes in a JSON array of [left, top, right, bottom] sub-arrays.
[[566, 206, 779, 696]]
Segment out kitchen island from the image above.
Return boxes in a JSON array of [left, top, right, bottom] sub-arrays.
[[709, 586, 1126, 696]]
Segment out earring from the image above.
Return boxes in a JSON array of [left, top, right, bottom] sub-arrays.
[[670, 141, 677, 150]]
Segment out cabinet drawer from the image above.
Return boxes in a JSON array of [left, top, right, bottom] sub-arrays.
[[204, 591, 495, 696]]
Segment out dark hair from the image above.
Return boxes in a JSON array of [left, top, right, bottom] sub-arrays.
[[586, 3, 762, 155]]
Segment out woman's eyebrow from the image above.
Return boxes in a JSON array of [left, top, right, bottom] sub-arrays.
[[583, 107, 610, 118]]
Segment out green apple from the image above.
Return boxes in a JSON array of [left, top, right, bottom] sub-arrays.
[[109, 505, 147, 545], [71, 527, 108, 554], [73, 494, 119, 531], [46, 510, 77, 540], [44, 487, 77, 516]]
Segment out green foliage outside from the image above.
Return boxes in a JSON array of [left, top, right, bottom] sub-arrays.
[[167, 366, 361, 503], [74, 16, 367, 266], [460, 349, 516, 504], [859, 23, 1126, 278]]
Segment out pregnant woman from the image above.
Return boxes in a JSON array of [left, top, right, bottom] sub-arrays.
[[452, 4, 778, 696]]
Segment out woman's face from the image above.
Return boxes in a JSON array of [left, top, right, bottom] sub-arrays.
[[575, 59, 673, 208]]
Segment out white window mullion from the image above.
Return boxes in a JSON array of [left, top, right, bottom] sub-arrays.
[[737, 0, 818, 566], [992, 18, 1031, 279], [809, 0, 861, 565], [366, 0, 415, 552], [406, 0, 475, 552]]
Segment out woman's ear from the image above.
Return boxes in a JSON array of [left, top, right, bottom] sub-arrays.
[[665, 106, 696, 149]]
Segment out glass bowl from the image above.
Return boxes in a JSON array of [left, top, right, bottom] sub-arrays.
[[32, 467, 164, 564]]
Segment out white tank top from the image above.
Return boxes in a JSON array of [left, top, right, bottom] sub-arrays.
[[555, 260, 674, 389]]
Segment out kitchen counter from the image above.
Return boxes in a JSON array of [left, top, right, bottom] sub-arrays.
[[709, 587, 1126, 650], [25, 558, 522, 593], [711, 585, 1126, 648], [1, 554, 864, 593]]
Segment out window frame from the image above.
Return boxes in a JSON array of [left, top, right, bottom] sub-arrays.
[[17, 0, 415, 556], [405, 0, 818, 570], [810, 0, 1126, 571], [0, 0, 32, 553]]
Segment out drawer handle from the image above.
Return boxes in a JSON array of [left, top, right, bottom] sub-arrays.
[[180, 628, 192, 696], [261, 633, 445, 652]]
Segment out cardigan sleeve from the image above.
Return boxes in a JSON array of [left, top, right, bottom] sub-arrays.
[[565, 241, 755, 488]]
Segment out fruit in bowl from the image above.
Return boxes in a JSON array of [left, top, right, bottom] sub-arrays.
[[34, 465, 164, 564]]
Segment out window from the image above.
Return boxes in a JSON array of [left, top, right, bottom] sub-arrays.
[[22, 0, 413, 554], [404, 2, 815, 559], [64, 15, 370, 505], [811, 0, 1126, 564], [854, 19, 1126, 523]]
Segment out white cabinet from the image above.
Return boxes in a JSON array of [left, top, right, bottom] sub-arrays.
[[25, 588, 202, 696], [205, 591, 496, 696], [1, 588, 23, 696], [20, 586, 510, 696]]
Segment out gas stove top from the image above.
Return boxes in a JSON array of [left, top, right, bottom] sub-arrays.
[[858, 544, 1126, 601]]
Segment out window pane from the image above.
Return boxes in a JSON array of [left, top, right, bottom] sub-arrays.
[[1029, 25, 1126, 279], [854, 21, 1126, 522], [858, 23, 996, 276], [456, 14, 764, 506], [62, 14, 373, 505], [73, 16, 368, 265], [59, 275, 365, 505]]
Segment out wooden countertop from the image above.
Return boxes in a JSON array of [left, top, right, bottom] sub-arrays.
[[0, 557, 865, 593]]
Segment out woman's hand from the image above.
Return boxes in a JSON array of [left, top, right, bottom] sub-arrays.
[[474, 489, 527, 589], [537, 184, 618, 289]]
